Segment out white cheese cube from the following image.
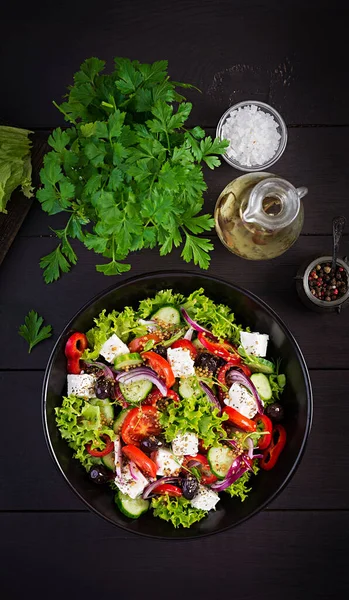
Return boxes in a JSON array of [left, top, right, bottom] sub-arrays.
[[224, 382, 258, 419], [190, 485, 220, 511], [167, 347, 195, 378], [67, 374, 96, 398], [172, 432, 199, 457], [154, 448, 183, 476], [100, 334, 130, 363], [240, 331, 269, 357], [114, 462, 149, 499]]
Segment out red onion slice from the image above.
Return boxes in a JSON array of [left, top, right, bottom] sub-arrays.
[[142, 476, 179, 499], [129, 460, 140, 481], [246, 437, 254, 459], [226, 370, 264, 414], [199, 381, 222, 415], [211, 456, 249, 492], [83, 360, 114, 379], [115, 367, 167, 396], [114, 435, 122, 480], [184, 327, 194, 341], [180, 307, 216, 339]]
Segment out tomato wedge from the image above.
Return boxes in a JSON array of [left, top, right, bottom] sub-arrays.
[[170, 339, 198, 359], [223, 406, 257, 433], [122, 444, 158, 478], [86, 435, 114, 457], [141, 350, 175, 388], [128, 333, 162, 353], [198, 332, 241, 362], [183, 453, 218, 485], [144, 389, 180, 406], [155, 483, 182, 497], [121, 406, 161, 445]]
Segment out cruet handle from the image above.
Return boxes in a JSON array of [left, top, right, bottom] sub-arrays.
[[296, 186, 308, 199]]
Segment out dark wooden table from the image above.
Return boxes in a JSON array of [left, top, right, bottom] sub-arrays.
[[1, 1, 349, 598]]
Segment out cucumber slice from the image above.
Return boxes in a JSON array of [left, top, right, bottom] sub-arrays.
[[207, 446, 235, 479], [114, 352, 142, 369], [90, 398, 114, 423], [102, 451, 115, 471], [113, 408, 132, 433], [151, 305, 181, 326], [179, 376, 200, 399], [192, 337, 204, 350], [119, 379, 152, 404], [115, 491, 149, 518], [250, 373, 272, 401], [249, 357, 274, 375]]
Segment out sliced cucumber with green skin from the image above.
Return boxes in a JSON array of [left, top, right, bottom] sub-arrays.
[[113, 408, 132, 433], [115, 491, 150, 518], [249, 357, 274, 375], [114, 352, 142, 369], [90, 398, 114, 423], [207, 446, 235, 479], [192, 337, 204, 350], [179, 376, 200, 399], [119, 379, 152, 404], [102, 451, 115, 471], [250, 373, 272, 401], [151, 305, 181, 326]]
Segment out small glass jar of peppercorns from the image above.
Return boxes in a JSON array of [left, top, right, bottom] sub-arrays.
[[296, 255, 349, 313]]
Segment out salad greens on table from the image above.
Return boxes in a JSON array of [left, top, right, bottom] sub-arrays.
[[37, 57, 229, 283], [56, 288, 287, 528], [18, 310, 52, 353]]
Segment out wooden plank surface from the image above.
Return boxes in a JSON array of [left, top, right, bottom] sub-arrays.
[[2, 512, 348, 599], [0, 370, 347, 511]]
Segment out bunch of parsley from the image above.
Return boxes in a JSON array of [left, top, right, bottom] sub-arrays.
[[37, 57, 228, 282]]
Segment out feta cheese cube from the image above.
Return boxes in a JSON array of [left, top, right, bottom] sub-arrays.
[[114, 462, 149, 499], [190, 485, 220, 511], [224, 382, 258, 419], [240, 331, 269, 357], [167, 347, 195, 378], [154, 448, 183, 476], [100, 334, 130, 363], [67, 374, 96, 398], [172, 432, 199, 457]]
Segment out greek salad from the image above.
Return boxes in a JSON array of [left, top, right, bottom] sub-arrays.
[[56, 288, 287, 528]]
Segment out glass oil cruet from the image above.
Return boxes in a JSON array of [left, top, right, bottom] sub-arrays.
[[214, 172, 308, 260]]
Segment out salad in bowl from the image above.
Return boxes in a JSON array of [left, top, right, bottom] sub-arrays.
[[55, 288, 287, 529]]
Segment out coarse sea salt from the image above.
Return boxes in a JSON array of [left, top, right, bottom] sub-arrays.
[[221, 104, 281, 167]]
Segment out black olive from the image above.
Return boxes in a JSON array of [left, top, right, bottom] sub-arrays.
[[265, 402, 284, 422], [181, 474, 199, 500], [153, 345, 168, 359], [88, 465, 110, 484], [194, 352, 224, 375], [140, 435, 164, 454], [95, 376, 112, 399], [81, 362, 105, 377]]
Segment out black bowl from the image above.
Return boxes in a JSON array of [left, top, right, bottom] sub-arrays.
[[42, 271, 312, 539]]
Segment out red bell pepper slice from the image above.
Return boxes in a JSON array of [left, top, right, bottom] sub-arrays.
[[65, 332, 88, 374], [254, 414, 273, 450], [197, 332, 241, 362], [155, 483, 182, 498], [143, 388, 180, 406], [141, 350, 175, 388], [183, 454, 218, 485], [122, 444, 158, 479], [223, 406, 257, 433], [260, 424, 287, 470], [170, 339, 198, 359], [86, 434, 114, 457]]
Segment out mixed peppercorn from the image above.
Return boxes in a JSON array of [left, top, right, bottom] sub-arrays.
[[308, 262, 348, 302]]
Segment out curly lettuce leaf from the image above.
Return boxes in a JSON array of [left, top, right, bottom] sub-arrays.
[[181, 288, 244, 342], [55, 395, 115, 470], [268, 372, 286, 404], [151, 495, 206, 528], [83, 306, 147, 360], [159, 390, 228, 448], [224, 463, 259, 501], [137, 289, 186, 319]]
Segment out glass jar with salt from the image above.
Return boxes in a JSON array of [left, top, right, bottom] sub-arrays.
[[214, 173, 308, 260]]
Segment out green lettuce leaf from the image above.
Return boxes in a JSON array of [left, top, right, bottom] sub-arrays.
[[159, 390, 228, 448], [83, 306, 147, 360], [137, 288, 186, 318], [55, 395, 115, 470], [181, 288, 244, 342], [268, 372, 286, 404], [151, 495, 206, 528]]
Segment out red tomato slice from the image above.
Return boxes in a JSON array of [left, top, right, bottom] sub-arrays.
[[170, 339, 198, 359], [121, 406, 162, 446], [143, 389, 180, 406], [122, 444, 158, 478], [183, 454, 218, 485], [141, 351, 175, 388], [155, 483, 182, 497], [128, 333, 162, 353]]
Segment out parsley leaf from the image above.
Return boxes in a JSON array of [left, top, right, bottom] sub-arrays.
[[18, 310, 52, 353], [40, 244, 71, 283]]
